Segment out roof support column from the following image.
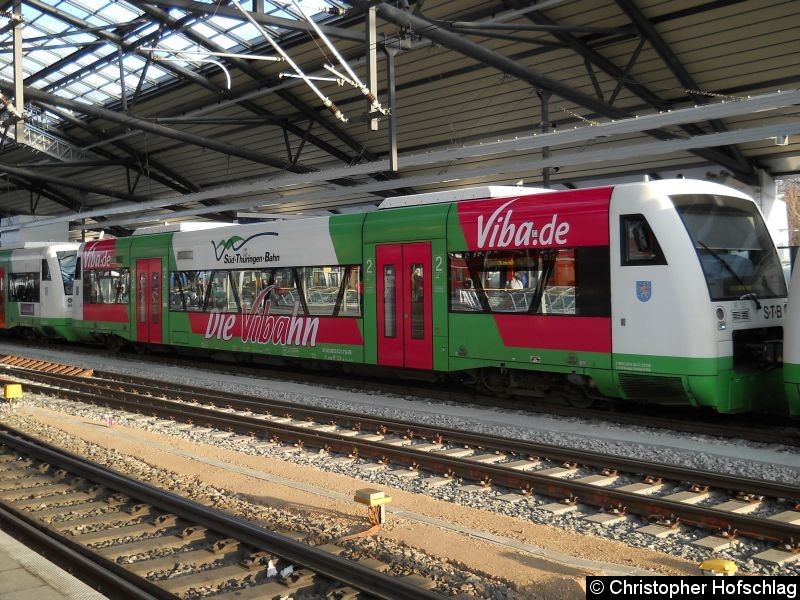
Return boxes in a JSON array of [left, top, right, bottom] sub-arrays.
[[366, 7, 379, 131], [383, 46, 398, 172], [538, 90, 552, 188], [12, 0, 23, 143]]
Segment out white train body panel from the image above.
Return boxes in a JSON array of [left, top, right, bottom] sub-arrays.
[[171, 216, 339, 271], [8, 243, 79, 321]]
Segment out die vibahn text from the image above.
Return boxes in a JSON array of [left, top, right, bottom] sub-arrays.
[[204, 286, 318, 347]]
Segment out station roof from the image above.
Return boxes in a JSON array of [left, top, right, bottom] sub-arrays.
[[0, 0, 798, 237]]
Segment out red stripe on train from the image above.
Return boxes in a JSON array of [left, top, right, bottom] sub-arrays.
[[493, 314, 611, 353]]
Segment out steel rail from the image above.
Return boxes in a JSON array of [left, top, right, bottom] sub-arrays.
[[94, 367, 799, 448], [13, 372, 800, 544], [21, 368, 800, 500], [0, 424, 448, 600]]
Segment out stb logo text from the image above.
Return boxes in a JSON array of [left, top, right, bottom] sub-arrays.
[[636, 280, 652, 302]]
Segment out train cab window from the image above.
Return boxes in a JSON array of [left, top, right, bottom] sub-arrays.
[[57, 251, 77, 295], [673, 193, 787, 300], [620, 215, 667, 266], [41, 259, 51, 281]]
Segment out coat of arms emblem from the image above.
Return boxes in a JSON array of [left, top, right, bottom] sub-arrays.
[[636, 280, 652, 302]]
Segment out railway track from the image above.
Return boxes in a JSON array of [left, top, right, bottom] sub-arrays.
[[2, 339, 797, 446], [0, 423, 450, 600], [4, 358, 800, 566]]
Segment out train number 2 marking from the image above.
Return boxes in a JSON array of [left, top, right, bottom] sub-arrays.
[[763, 303, 787, 319]]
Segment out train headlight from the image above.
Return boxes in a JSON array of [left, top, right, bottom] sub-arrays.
[[716, 307, 726, 330]]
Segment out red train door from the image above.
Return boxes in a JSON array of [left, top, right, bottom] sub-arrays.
[[376, 242, 432, 370], [0, 268, 5, 329], [136, 258, 162, 344]]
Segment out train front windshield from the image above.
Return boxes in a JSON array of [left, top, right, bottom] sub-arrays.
[[672, 194, 787, 302]]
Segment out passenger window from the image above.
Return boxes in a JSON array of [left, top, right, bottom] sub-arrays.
[[621, 215, 667, 266]]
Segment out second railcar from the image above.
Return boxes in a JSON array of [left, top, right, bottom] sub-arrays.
[[70, 179, 787, 414]]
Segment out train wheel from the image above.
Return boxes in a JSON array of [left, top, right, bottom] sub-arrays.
[[479, 369, 512, 398], [565, 392, 595, 409], [106, 335, 124, 353]]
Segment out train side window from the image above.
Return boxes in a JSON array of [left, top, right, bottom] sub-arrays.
[[621, 215, 667, 266], [84, 269, 129, 304], [8, 272, 40, 302], [41, 259, 51, 281]]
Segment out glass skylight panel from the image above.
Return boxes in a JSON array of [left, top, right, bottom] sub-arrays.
[[210, 33, 239, 50], [83, 86, 111, 100], [28, 49, 61, 66], [98, 63, 121, 80], [145, 63, 171, 80], [160, 34, 194, 52], [51, 1, 91, 22], [227, 23, 262, 46], [63, 81, 92, 96], [5, 0, 345, 116], [122, 53, 146, 69], [83, 73, 107, 88], [191, 23, 218, 39], [100, 81, 123, 96], [205, 15, 244, 35], [31, 14, 70, 35], [54, 61, 80, 76], [99, 3, 138, 23]]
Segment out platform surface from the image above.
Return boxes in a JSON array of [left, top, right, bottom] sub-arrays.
[[0, 528, 108, 599]]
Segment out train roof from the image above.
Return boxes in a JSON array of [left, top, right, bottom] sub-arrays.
[[379, 186, 554, 210], [379, 179, 754, 212], [132, 222, 234, 236]]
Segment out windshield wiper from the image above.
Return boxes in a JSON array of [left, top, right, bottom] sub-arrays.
[[697, 241, 761, 309]]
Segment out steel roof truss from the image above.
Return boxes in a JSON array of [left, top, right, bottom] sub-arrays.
[[4, 87, 792, 233], [126, 0, 363, 41], [615, 0, 751, 172]]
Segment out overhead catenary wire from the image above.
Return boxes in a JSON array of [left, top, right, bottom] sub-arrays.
[[284, 0, 389, 116], [229, 0, 348, 122]]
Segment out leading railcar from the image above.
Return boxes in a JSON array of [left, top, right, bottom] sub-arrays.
[[0, 242, 79, 341], [42, 179, 791, 414]]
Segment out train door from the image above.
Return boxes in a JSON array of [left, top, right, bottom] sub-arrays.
[[136, 258, 162, 344], [376, 242, 432, 370], [0, 268, 5, 329]]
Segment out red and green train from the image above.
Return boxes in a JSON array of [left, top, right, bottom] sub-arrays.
[[0, 179, 793, 415]]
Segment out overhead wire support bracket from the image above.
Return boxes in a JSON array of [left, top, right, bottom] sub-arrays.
[[142, 47, 286, 91], [280, 73, 342, 84], [154, 55, 232, 90], [230, 0, 348, 123], [285, 0, 389, 116], [140, 47, 283, 63]]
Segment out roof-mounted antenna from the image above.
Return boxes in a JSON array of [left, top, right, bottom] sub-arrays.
[[230, 0, 348, 122]]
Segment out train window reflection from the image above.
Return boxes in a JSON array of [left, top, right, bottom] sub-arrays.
[[448, 247, 609, 317]]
